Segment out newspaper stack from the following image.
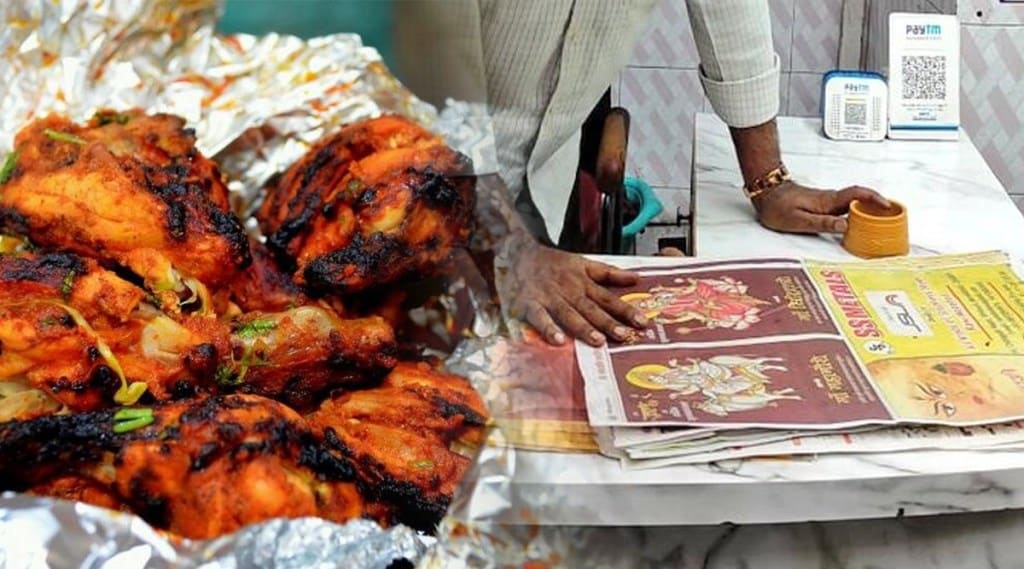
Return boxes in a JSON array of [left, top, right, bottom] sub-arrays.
[[575, 252, 1024, 469]]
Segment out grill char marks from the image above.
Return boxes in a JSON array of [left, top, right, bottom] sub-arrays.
[[0, 111, 251, 289], [1, 362, 489, 536], [0, 112, 490, 539], [0, 252, 87, 292], [0, 395, 366, 540], [257, 115, 476, 294], [307, 362, 489, 531]]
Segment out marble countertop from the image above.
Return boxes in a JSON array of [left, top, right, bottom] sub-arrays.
[[692, 113, 1024, 259], [475, 116, 1024, 528]]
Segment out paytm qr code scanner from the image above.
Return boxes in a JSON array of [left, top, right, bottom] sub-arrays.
[[888, 12, 960, 140]]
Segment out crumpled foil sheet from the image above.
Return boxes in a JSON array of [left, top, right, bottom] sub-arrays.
[[0, 1, 497, 198], [0, 0, 501, 567], [0, 493, 428, 569]]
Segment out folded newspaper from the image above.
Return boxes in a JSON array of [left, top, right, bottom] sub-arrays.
[[575, 251, 1024, 469]]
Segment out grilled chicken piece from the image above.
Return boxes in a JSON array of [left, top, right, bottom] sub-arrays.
[[0, 111, 250, 299], [0, 395, 365, 539], [224, 307, 398, 408], [224, 239, 310, 313], [0, 253, 230, 412], [0, 254, 396, 413], [257, 115, 475, 294], [308, 361, 487, 530]]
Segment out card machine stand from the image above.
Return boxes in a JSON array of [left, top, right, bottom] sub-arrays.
[[820, 70, 888, 142]]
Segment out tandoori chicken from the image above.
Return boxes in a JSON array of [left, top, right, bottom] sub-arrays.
[[0, 253, 400, 414], [0, 110, 488, 538], [309, 361, 487, 530], [257, 115, 476, 294], [1, 363, 488, 538], [0, 395, 365, 539], [0, 111, 251, 302], [0, 252, 230, 413], [223, 307, 398, 409]]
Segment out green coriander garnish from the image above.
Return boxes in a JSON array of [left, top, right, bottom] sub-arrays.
[[61, 269, 76, 299], [44, 129, 87, 145], [93, 111, 133, 126], [0, 150, 19, 185], [234, 319, 277, 338], [236, 344, 269, 384], [215, 364, 239, 387], [113, 407, 154, 434]]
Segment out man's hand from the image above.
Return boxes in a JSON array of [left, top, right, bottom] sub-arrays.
[[753, 181, 889, 234], [508, 241, 647, 347]]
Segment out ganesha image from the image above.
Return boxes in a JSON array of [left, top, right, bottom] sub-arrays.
[[621, 277, 770, 333], [625, 355, 801, 417]]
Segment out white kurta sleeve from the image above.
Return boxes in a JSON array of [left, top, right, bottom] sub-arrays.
[[686, 0, 781, 128]]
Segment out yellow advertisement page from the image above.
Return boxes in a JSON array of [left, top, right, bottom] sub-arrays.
[[805, 252, 1024, 425]]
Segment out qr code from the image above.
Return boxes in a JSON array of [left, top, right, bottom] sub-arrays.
[[844, 102, 867, 126], [901, 55, 946, 100]]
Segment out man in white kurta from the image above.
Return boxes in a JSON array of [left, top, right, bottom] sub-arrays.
[[393, 0, 884, 346]]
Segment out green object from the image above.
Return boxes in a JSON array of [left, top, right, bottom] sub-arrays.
[[622, 177, 663, 237], [218, 0, 396, 69], [43, 129, 86, 145], [0, 150, 19, 185], [113, 407, 155, 434], [234, 318, 278, 338]]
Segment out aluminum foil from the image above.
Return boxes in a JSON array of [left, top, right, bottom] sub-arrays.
[[0, 1, 496, 217], [0, 0, 502, 567], [0, 493, 428, 569]]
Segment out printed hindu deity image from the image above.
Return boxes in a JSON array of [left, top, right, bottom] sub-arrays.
[[869, 355, 1024, 423], [625, 355, 802, 417], [621, 276, 771, 333]]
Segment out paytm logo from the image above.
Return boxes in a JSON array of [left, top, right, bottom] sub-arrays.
[[844, 83, 869, 93], [906, 23, 941, 37]]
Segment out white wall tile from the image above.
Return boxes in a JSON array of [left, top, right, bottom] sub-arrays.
[[778, 71, 792, 117], [961, 25, 1024, 195], [786, 72, 823, 117], [791, 0, 844, 72], [648, 186, 692, 224], [770, 0, 798, 71], [960, 0, 1024, 25], [620, 67, 704, 187]]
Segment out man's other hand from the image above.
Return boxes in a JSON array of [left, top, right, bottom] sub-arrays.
[[753, 182, 889, 234], [509, 242, 647, 347]]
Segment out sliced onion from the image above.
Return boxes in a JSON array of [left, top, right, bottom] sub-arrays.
[[0, 379, 65, 421], [1, 300, 147, 406]]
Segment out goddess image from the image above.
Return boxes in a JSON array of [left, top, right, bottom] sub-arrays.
[[625, 355, 801, 417], [621, 277, 770, 333]]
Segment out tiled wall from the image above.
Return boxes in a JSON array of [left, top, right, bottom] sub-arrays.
[[619, 0, 1024, 253], [958, 0, 1024, 208], [613, 0, 845, 253]]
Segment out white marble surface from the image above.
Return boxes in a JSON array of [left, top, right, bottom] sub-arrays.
[[435, 510, 1024, 568], [692, 113, 1024, 259]]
